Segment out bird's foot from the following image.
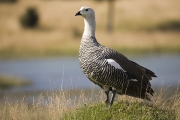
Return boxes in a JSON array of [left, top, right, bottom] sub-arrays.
[[105, 100, 110, 107]]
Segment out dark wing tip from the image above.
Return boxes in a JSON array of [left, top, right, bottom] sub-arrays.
[[153, 74, 157, 77]]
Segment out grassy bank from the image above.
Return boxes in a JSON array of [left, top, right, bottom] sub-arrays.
[[0, 75, 31, 89], [1, 31, 180, 59], [0, 87, 179, 120], [62, 102, 176, 120], [62, 88, 180, 120], [0, 0, 180, 59]]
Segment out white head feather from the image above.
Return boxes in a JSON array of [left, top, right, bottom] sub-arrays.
[[75, 6, 96, 37]]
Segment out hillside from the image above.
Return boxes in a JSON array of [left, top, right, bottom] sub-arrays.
[[0, 0, 180, 58]]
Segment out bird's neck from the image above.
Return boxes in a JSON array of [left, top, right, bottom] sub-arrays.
[[83, 16, 96, 37]]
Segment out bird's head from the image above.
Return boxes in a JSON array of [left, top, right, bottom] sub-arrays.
[[75, 6, 95, 18]]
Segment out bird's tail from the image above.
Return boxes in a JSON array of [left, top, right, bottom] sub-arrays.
[[117, 80, 154, 101]]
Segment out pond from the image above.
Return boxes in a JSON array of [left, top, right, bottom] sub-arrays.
[[0, 54, 180, 92]]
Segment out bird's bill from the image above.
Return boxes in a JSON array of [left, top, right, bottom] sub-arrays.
[[75, 11, 81, 16]]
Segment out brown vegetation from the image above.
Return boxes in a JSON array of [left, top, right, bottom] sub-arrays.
[[0, 87, 179, 119], [0, 0, 180, 58]]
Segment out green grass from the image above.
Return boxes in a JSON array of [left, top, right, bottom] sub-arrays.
[[0, 47, 79, 59], [62, 101, 176, 120], [0, 75, 31, 88], [1, 42, 180, 59], [113, 46, 180, 55]]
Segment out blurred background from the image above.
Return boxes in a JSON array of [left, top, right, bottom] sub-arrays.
[[0, 0, 180, 103]]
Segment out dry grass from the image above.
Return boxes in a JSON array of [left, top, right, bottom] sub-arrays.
[[0, 91, 69, 120], [0, 0, 180, 58], [0, 86, 180, 120], [0, 89, 104, 120]]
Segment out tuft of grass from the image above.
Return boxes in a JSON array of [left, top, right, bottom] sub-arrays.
[[61, 101, 176, 120], [0, 75, 31, 88]]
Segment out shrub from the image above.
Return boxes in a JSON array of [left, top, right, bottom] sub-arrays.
[[20, 7, 39, 28], [0, 0, 17, 3]]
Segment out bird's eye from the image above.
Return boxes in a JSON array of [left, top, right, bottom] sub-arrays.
[[85, 9, 88, 11]]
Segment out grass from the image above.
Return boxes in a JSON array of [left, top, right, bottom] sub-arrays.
[[147, 20, 180, 32], [0, 0, 180, 58], [62, 102, 176, 120], [62, 87, 179, 120], [0, 86, 180, 120], [0, 75, 31, 88]]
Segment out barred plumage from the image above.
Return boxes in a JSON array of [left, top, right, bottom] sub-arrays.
[[75, 6, 157, 106], [79, 36, 129, 89]]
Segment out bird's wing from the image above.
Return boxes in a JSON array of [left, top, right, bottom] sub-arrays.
[[102, 46, 157, 84]]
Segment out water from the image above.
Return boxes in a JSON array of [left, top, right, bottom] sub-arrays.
[[0, 54, 180, 92]]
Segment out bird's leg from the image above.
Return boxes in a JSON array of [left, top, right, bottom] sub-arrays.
[[109, 89, 116, 106], [105, 91, 110, 105]]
